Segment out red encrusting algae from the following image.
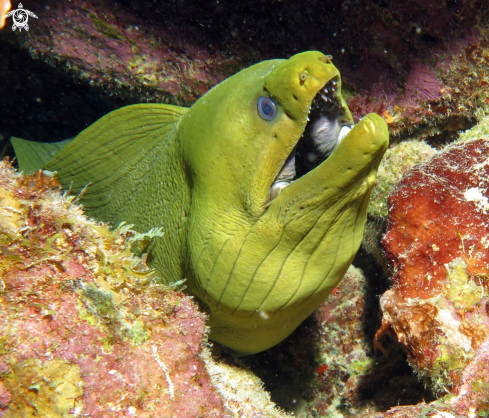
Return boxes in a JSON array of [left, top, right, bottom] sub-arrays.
[[383, 138, 489, 300], [376, 138, 489, 400]]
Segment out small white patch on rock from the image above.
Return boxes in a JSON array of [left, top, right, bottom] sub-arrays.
[[464, 187, 489, 212], [436, 308, 472, 353], [432, 412, 456, 418]]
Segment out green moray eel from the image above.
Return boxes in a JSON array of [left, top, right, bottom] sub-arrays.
[[12, 51, 389, 355]]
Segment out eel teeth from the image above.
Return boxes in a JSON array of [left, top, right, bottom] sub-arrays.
[[267, 76, 349, 204], [337, 125, 351, 144], [268, 149, 296, 201], [313, 76, 340, 110], [269, 181, 291, 201]]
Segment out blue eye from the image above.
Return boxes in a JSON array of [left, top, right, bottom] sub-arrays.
[[257, 97, 277, 120]]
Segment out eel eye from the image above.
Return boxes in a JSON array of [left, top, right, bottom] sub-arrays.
[[257, 97, 277, 121]]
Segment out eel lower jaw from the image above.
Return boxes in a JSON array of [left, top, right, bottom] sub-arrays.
[[268, 77, 353, 203]]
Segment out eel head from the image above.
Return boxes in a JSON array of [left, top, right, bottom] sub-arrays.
[[180, 51, 389, 355]]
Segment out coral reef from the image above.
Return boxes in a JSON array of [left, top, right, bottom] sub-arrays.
[[0, 160, 296, 417], [346, 31, 489, 140], [0, 159, 223, 416], [3, 0, 487, 146], [306, 266, 433, 417], [378, 138, 489, 401], [23, 0, 236, 106], [342, 2, 489, 140], [307, 266, 379, 417], [360, 334, 489, 417], [363, 140, 436, 266]]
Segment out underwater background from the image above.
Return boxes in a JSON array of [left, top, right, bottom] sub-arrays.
[[1, 0, 489, 417]]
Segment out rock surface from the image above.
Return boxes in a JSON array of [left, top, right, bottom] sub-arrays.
[[25, 0, 233, 106], [360, 334, 489, 417], [0, 161, 224, 417], [0, 161, 290, 418], [376, 138, 489, 413], [2, 0, 488, 146]]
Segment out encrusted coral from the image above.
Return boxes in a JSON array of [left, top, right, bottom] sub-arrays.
[[306, 266, 434, 416], [308, 266, 378, 417], [378, 138, 489, 397], [0, 160, 224, 416], [24, 0, 237, 105], [346, 20, 489, 140], [383, 138, 489, 300], [2, 359, 83, 417], [359, 334, 489, 417], [363, 140, 436, 266], [0, 160, 299, 417]]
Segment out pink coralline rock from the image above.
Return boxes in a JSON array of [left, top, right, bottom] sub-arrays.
[[347, 60, 443, 129], [304, 266, 433, 417], [0, 161, 224, 417], [377, 138, 489, 403], [448, 334, 489, 414], [345, 21, 489, 139], [25, 0, 235, 104], [18, 0, 489, 141], [307, 266, 378, 416], [0, 160, 293, 418]]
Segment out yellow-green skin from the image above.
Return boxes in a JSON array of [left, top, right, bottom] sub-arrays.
[[39, 52, 388, 355]]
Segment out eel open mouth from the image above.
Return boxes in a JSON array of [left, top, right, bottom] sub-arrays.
[[269, 76, 354, 201]]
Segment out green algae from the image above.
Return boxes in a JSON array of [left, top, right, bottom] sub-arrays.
[[457, 112, 489, 143], [76, 282, 151, 347], [89, 13, 131, 43], [79, 282, 117, 319], [445, 259, 484, 310], [368, 139, 436, 219]]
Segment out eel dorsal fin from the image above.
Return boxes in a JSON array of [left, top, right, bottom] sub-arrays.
[[50, 103, 189, 283], [44, 103, 188, 224], [13, 103, 189, 284], [11, 137, 73, 174]]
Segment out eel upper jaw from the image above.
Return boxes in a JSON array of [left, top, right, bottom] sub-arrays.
[[268, 76, 353, 204]]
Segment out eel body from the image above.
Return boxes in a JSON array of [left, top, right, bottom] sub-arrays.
[[12, 51, 389, 355]]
